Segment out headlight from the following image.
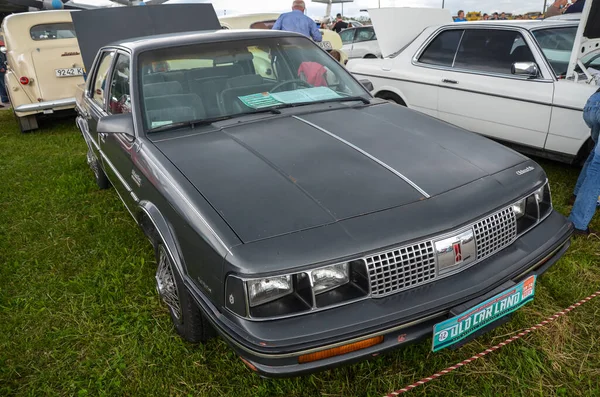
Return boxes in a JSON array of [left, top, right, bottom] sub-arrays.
[[225, 260, 369, 319], [514, 181, 552, 235], [311, 263, 349, 294], [247, 276, 292, 307]]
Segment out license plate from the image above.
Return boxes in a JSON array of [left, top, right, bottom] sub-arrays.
[[432, 275, 537, 352], [317, 41, 333, 50], [55, 68, 84, 77]]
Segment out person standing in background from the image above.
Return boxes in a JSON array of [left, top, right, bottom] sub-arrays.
[[568, 88, 600, 236], [272, 0, 322, 42], [331, 13, 348, 33], [454, 10, 467, 22], [565, 0, 586, 14], [544, 0, 568, 17], [0, 41, 9, 107]]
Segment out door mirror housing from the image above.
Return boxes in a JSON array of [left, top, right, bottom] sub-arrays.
[[359, 79, 374, 91], [511, 62, 539, 78], [97, 113, 135, 140]]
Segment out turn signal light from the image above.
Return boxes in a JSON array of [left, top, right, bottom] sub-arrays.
[[19, 76, 30, 85], [298, 335, 384, 364]]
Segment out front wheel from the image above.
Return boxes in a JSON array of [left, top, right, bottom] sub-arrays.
[[155, 244, 216, 343]]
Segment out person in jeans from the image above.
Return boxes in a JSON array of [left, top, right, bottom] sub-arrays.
[[0, 41, 9, 107], [568, 88, 600, 235]]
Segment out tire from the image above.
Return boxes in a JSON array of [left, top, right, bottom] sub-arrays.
[[376, 92, 407, 107], [364, 54, 377, 59], [155, 244, 216, 343], [86, 148, 110, 190], [16, 114, 38, 133]]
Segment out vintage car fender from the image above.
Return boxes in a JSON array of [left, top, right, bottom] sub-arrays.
[[371, 84, 410, 107], [4, 71, 38, 117]]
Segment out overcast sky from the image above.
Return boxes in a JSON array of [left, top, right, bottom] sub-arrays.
[[77, 0, 552, 18]]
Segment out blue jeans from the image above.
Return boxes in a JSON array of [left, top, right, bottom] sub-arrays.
[[570, 97, 600, 230], [0, 73, 8, 103]]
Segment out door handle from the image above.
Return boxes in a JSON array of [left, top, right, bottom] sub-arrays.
[[442, 79, 458, 84]]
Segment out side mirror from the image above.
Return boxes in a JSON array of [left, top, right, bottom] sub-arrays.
[[0, 46, 6, 54], [97, 113, 135, 140], [359, 79, 374, 91], [511, 62, 539, 78]]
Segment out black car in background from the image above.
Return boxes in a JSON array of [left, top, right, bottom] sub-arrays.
[[72, 4, 572, 378]]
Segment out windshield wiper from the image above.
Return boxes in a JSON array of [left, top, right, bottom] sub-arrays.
[[149, 115, 234, 133]]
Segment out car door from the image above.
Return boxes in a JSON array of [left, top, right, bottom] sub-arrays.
[[351, 27, 378, 58], [101, 51, 140, 212], [436, 27, 555, 149], [84, 50, 115, 166], [340, 28, 357, 58]]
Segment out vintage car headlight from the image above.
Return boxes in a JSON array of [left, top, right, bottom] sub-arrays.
[[247, 276, 293, 307], [514, 182, 552, 235], [225, 260, 369, 319]]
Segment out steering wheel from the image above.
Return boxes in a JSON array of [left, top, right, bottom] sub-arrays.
[[270, 79, 312, 93]]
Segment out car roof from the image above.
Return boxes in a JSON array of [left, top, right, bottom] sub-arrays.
[[106, 29, 308, 52], [438, 19, 578, 30]]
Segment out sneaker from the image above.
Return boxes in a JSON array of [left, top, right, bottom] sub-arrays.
[[573, 227, 599, 237]]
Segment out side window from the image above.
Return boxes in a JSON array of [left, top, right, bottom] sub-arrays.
[[355, 28, 376, 42], [340, 29, 355, 45], [454, 29, 536, 75], [92, 51, 115, 109], [108, 53, 131, 115], [418, 29, 463, 67]]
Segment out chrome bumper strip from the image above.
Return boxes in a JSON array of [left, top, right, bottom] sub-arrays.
[[14, 98, 76, 113]]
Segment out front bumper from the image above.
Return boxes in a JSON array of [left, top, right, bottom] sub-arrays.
[[14, 97, 76, 114], [187, 210, 572, 378]]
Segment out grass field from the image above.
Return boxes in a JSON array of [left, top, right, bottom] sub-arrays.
[[1, 110, 600, 397]]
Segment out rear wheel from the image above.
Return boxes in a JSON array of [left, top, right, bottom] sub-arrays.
[[364, 54, 377, 59], [155, 244, 216, 343], [87, 149, 110, 189]]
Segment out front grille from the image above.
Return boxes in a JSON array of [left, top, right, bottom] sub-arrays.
[[473, 207, 517, 260], [365, 206, 517, 298], [365, 242, 436, 298]]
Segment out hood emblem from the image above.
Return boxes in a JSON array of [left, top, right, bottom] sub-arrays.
[[61, 51, 80, 57], [516, 166, 535, 176]]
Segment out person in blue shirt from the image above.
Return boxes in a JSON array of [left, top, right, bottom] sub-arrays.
[[272, 0, 322, 42], [454, 10, 467, 22]]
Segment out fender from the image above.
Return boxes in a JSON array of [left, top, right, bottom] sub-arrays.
[[5, 72, 38, 117], [138, 200, 187, 277]]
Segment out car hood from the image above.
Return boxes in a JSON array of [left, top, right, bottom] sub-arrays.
[[70, 3, 220, 72], [567, 0, 600, 77], [153, 103, 527, 243], [366, 7, 453, 58]]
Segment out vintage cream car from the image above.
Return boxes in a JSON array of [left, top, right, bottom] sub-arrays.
[[219, 13, 349, 64], [2, 10, 85, 132]]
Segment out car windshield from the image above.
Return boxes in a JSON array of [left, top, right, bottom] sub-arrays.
[[532, 26, 600, 76], [138, 36, 368, 132]]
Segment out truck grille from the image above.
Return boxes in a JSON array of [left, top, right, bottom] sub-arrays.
[[365, 206, 517, 298]]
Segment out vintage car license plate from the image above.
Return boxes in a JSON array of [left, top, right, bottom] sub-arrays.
[[317, 41, 333, 50], [432, 275, 537, 352], [55, 68, 84, 77]]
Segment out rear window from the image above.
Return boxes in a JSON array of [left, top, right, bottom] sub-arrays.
[[30, 23, 76, 41]]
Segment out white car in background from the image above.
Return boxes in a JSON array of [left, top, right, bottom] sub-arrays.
[[347, 5, 600, 165], [340, 25, 382, 59]]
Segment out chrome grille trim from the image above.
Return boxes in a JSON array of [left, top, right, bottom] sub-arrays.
[[473, 207, 517, 260], [366, 205, 517, 298]]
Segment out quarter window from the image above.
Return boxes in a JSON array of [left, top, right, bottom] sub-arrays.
[[454, 29, 536, 75], [92, 51, 115, 109], [30, 23, 76, 40], [108, 54, 132, 115], [418, 29, 463, 67]]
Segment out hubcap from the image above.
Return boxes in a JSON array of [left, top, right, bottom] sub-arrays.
[[155, 246, 182, 321]]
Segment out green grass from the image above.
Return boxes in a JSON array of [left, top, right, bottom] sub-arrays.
[[1, 110, 600, 397]]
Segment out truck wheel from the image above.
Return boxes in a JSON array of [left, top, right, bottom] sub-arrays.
[[87, 149, 110, 189], [16, 114, 39, 133], [155, 244, 216, 343]]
